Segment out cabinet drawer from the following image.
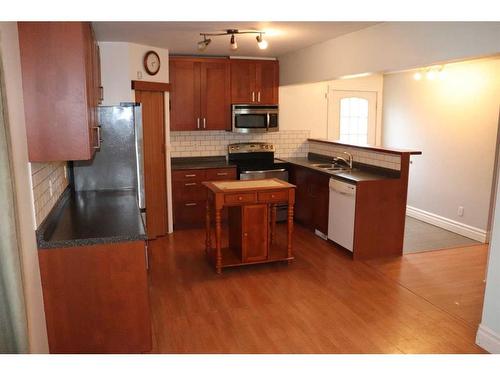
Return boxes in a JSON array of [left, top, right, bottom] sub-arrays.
[[172, 169, 207, 181], [206, 168, 236, 181], [173, 201, 206, 229], [225, 193, 256, 205], [173, 181, 207, 202], [258, 190, 289, 203]]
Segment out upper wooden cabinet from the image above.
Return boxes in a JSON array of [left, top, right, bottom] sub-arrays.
[[230, 59, 279, 105], [169, 57, 230, 131], [18, 22, 102, 162]]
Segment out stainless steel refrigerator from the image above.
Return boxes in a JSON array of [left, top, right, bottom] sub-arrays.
[[73, 103, 146, 218]]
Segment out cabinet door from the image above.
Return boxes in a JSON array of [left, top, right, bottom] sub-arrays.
[[230, 60, 256, 103], [18, 22, 95, 161], [289, 166, 312, 227], [255, 60, 279, 104], [169, 59, 201, 131], [312, 173, 330, 235], [242, 204, 268, 262], [200, 60, 230, 130]]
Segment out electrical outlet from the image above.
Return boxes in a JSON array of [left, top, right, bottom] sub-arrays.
[[458, 206, 464, 217], [137, 71, 142, 79], [49, 180, 53, 197]]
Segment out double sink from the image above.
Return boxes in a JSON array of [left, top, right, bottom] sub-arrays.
[[310, 163, 356, 174]]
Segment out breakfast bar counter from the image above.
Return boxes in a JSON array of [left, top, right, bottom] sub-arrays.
[[203, 178, 296, 274]]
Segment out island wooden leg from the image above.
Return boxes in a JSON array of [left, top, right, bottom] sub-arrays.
[[205, 200, 211, 255], [215, 208, 222, 274], [271, 204, 277, 244], [287, 204, 294, 263]]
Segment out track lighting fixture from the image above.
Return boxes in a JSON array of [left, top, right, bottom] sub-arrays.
[[413, 65, 446, 81], [197, 36, 211, 51], [230, 34, 238, 50], [197, 29, 268, 52], [256, 33, 268, 50]]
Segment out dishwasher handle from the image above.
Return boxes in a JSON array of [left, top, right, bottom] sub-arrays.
[[329, 178, 356, 196]]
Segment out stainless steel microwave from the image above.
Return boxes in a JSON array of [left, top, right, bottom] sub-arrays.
[[231, 104, 279, 133]]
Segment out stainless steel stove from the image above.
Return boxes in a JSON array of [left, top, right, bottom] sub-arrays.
[[228, 142, 288, 221]]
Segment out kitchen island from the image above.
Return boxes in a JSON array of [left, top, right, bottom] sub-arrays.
[[203, 178, 296, 274]]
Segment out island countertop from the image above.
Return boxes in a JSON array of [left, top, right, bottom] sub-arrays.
[[37, 188, 146, 249]]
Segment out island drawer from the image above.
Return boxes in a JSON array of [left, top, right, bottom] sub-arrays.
[[258, 190, 289, 203], [225, 193, 256, 205]]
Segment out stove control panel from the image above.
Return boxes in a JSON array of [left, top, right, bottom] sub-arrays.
[[228, 142, 275, 154]]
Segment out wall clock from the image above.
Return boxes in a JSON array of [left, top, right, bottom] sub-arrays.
[[144, 50, 161, 76]]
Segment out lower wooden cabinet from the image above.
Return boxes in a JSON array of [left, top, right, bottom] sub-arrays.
[[288, 165, 329, 234], [228, 204, 269, 262], [38, 240, 151, 353], [172, 167, 237, 229]]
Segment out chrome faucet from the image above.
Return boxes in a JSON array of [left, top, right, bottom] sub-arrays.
[[333, 152, 353, 169]]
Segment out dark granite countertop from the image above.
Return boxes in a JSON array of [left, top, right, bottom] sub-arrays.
[[37, 188, 146, 249], [171, 156, 236, 170], [278, 154, 400, 183]]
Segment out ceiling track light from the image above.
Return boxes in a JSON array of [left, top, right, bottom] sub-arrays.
[[197, 35, 211, 51], [197, 29, 268, 52], [413, 65, 446, 81]]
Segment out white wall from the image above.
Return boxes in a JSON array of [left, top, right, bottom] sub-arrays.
[[279, 74, 384, 142], [0, 22, 48, 353], [383, 58, 500, 237], [99, 42, 169, 105], [280, 22, 500, 86], [478, 157, 500, 353]]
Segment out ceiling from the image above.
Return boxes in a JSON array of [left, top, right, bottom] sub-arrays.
[[92, 22, 379, 57]]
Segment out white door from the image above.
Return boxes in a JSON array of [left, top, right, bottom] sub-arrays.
[[328, 90, 377, 145]]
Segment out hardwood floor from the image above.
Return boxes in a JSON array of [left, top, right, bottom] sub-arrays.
[[367, 244, 488, 327], [147, 224, 486, 353]]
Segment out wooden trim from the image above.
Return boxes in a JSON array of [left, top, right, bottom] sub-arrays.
[[308, 138, 422, 155], [131, 80, 171, 92], [169, 55, 229, 63]]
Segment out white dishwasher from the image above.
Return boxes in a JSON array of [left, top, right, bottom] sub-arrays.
[[328, 178, 356, 252]]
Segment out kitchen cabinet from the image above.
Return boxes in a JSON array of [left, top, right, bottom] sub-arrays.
[[230, 59, 279, 104], [172, 167, 237, 228], [38, 240, 151, 353], [169, 57, 230, 131], [18, 22, 101, 162], [288, 164, 329, 234]]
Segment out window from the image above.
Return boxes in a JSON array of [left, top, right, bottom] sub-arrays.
[[328, 90, 377, 145]]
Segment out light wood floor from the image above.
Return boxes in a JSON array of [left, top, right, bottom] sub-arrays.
[[147, 224, 486, 353]]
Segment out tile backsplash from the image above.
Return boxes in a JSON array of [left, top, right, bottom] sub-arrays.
[[31, 162, 69, 228], [309, 141, 401, 171], [170, 130, 310, 159]]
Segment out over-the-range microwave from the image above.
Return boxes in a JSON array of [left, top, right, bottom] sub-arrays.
[[231, 104, 279, 133]]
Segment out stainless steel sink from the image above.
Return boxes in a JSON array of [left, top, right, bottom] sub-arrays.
[[310, 163, 333, 168]]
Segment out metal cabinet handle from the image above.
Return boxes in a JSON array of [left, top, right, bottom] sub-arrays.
[[93, 125, 102, 150], [238, 196, 243, 201], [216, 172, 228, 176], [203, 118, 206, 129], [257, 91, 261, 102], [252, 92, 255, 102], [197, 118, 200, 129], [184, 182, 197, 186], [185, 174, 196, 178], [185, 203, 197, 207]]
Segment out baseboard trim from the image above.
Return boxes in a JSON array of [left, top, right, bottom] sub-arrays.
[[406, 205, 487, 243], [476, 324, 500, 353]]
